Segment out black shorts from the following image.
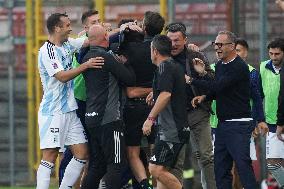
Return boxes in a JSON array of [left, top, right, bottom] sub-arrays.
[[123, 100, 156, 146], [150, 140, 185, 169], [169, 144, 186, 184]]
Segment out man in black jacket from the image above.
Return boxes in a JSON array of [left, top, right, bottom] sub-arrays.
[[122, 11, 165, 189], [166, 23, 216, 189], [276, 58, 284, 186], [191, 31, 257, 189], [80, 24, 135, 189], [277, 60, 284, 140]]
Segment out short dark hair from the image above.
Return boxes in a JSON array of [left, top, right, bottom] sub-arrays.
[[218, 30, 237, 43], [235, 38, 249, 50], [143, 11, 165, 36], [152, 35, 172, 56], [46, 13, 68, 34], [267, 38, 284, 52], [81, 10, 99, 24], [118, 18, 134, 27], [165, 22, 187, 37]]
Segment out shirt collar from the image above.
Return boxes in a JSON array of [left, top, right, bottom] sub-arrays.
[[158, 57, 173, 67], [90, 45, 107, 51], [222, 56, 237, 64], [265, 60, 281, 75], [173, 47, 186, 59], [272, 63, 281, 74]]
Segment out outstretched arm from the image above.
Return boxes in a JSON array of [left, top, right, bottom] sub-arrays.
[[126, 87, 152, 98], [55, 57, 104, 83], [104, 53, 136, 86]]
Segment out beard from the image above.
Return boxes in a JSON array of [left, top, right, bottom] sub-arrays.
[[272, 60, 283, 67], [62, 31, 71, 42]]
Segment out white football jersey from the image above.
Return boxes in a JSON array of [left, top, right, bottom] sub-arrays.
[[38, 37, 84, 115]]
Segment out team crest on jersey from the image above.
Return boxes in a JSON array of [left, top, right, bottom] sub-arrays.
[[52, 63, 58, 69]]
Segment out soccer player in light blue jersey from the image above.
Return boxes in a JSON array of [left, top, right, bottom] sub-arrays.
[[36, 13, 104, 189]]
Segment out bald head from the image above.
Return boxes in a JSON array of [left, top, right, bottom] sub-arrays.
[[88, 24, 108, 47]]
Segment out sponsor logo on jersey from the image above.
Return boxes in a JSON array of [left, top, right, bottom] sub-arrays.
[[183, 126, 190, 132], [150, 155, 156, 162], [85, 112, 99, 117]]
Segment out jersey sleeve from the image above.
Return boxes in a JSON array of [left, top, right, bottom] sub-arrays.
[[157, 64, 174, 93], [39, 45, 64, 77], [103, 51, 136, 86], [68, 37, 85, 54]]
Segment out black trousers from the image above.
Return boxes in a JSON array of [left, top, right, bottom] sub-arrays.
[[81, 120, 127, 189], [214, 121, 257, 189]]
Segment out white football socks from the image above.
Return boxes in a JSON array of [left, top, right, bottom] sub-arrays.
[[36, 160, 54, 189], [59, 157, 87, 189]]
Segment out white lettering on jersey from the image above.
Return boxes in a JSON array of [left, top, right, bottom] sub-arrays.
[[85, 112, 99, 117]]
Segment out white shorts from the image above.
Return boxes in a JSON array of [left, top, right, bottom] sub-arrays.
[[250, 137, 257, 160], [38, 111, 88, 151], [266, 132, 284, 159]]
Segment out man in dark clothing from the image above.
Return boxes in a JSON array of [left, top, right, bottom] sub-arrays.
[[277, 61, 284, 138], [191, 31, 257, 189], [121, 11, 165, 189], [166, 22, 216, 189], [142, 34, 189, 189], [276, 62, 284, 189], [80, 25, 135, 189], [276, 41, 284, 140]]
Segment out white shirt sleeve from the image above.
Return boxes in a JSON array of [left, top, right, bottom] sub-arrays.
[[68, 37, 85, 54], [39, 45, 64, 77]]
